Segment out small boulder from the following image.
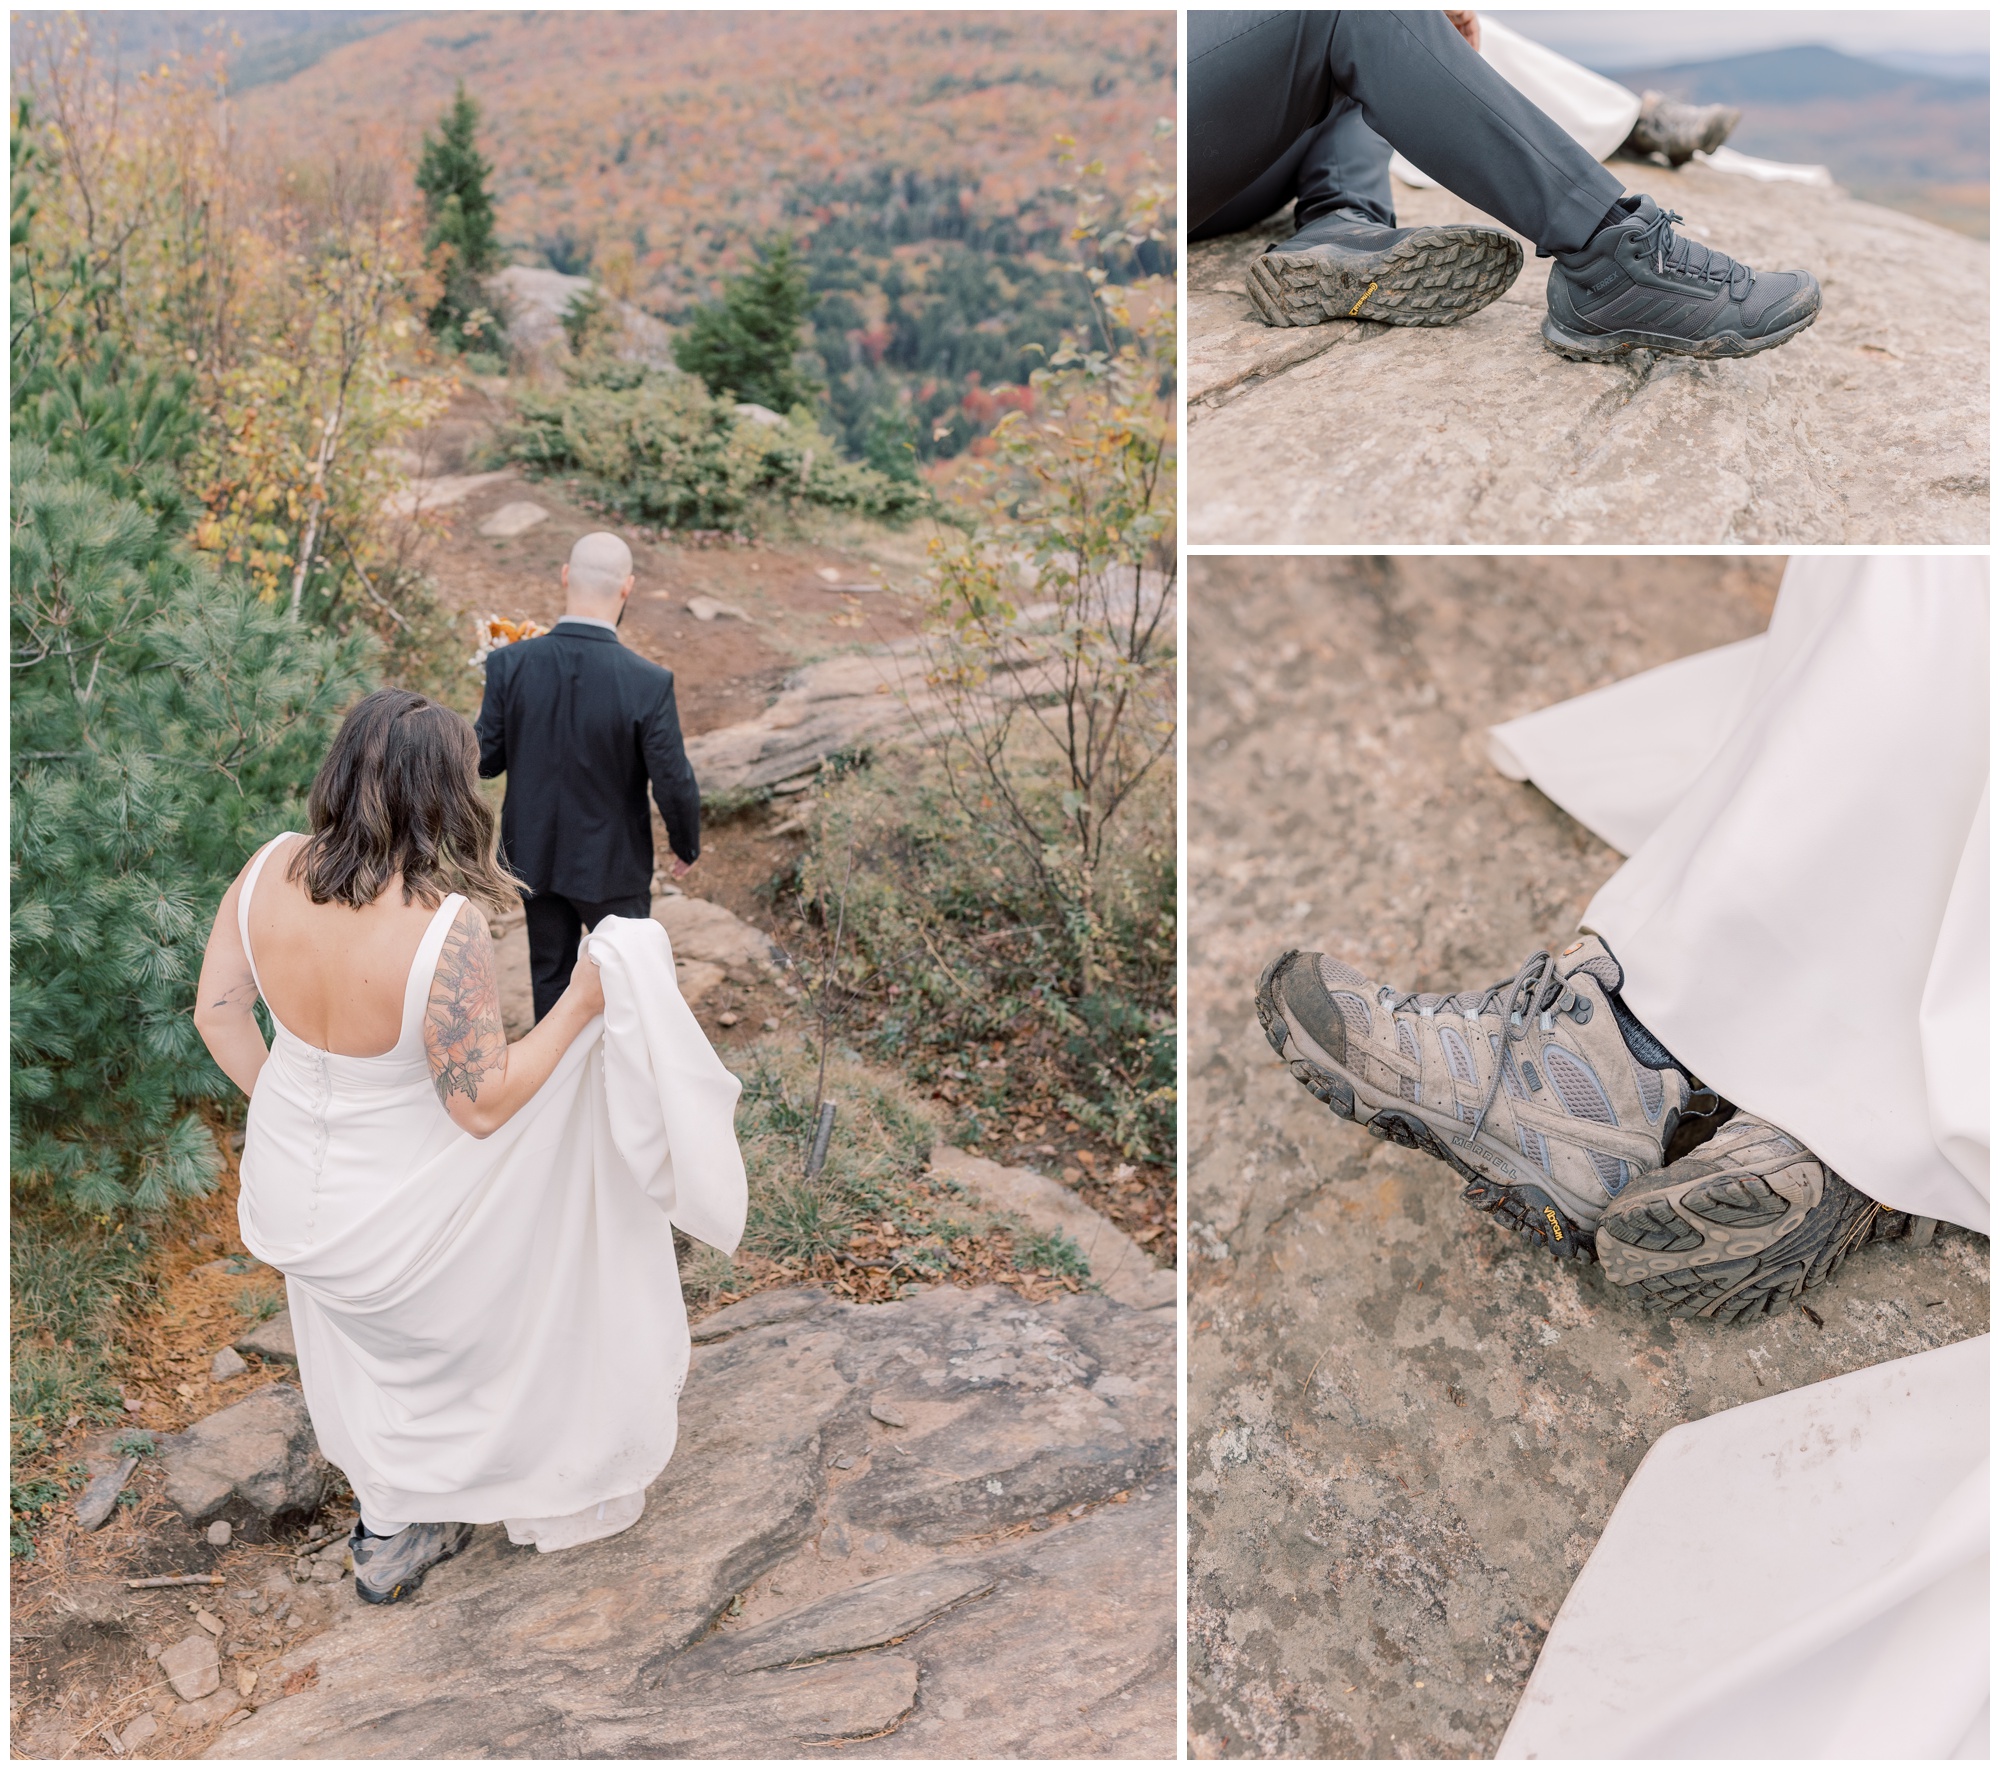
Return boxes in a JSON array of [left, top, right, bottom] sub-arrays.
[[160, 1632, 220, 1702], [732, 402, 785, 429], [686, 595, 750, 623], [119, 1713, 160, 1752], [476, 500, 550, 539], [207, 1519, 233, 1547], [210, 1347, 248, 1382], [233, 1312, 297, 1366], [869, 1399, 907, 1428], [74, 1456, 138, 1531], [159, 1383, 328, 1539]]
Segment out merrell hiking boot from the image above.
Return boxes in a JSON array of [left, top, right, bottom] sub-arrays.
[[1247, 209, 1522, 329], [1543, 195, 1820, 361], [1255, 935, 1694, 1259], [1598, 1113, 1882, 1323], [349, 1519, 475, 1605], [1627, 92, 1741, 167]]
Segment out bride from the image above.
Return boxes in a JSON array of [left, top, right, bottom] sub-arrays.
[[193, 687, 738, 1604]]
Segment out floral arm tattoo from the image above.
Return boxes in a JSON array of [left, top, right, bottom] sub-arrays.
[[424, 910, 506, 1108]]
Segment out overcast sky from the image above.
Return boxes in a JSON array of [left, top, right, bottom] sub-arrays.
[[1491, 10, 1990, 67]]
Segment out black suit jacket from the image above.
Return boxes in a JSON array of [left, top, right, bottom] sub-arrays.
[[475, 621, 701, 902]]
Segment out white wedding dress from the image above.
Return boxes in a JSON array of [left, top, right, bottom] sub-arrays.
[[1483, 558, 1989, 1758], [1390, 17, 1832, 191], [235, 836, 746, 1550]]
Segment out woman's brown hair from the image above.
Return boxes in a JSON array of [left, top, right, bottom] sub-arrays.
[[287, 689, 521, 917]]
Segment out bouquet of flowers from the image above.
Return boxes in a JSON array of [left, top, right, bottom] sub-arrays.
[[468, 615, 550, 671]]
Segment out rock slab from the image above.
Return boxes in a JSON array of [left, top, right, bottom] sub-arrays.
[[476, 499, 549, 539], [1183, 557, 1992, 1757], [1189, 161, 1988, 544], [210, 1285, 1173, 1759], [161, 1633, 221, 1703], [930, 1145, 1176, 1313], [160, 1382, 329, 1539]]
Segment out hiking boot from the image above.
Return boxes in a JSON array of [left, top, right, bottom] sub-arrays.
[[349, 1519, 475, 1605], [1598, 1113, 1882, 1322], [1543, 195, 1820, 362], [1247, 209, 1522, 329], [1254, 935, 1695, 1259], [1626, 92, 1741, 167]]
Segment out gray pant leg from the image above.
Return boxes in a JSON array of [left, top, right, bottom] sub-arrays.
[[1190, 9, 1624, 254], [1189, 98, 1394, 242]]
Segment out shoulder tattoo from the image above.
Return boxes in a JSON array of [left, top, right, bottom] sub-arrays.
[[425, 910, 504, 1107]]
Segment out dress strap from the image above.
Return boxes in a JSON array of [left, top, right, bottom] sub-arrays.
[[235, 834, 298, 1002], [399, 893, 469, 1051]]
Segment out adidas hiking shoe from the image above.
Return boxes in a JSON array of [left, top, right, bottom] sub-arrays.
[[350, 1519, 475, 1605], [1597, 1113, 1882, 1323], [1255, 935, 1693, 1260], [1627, 92, 1741, 167], [1247, 209, 1523, 330], [1543, 194, 1820, 362]]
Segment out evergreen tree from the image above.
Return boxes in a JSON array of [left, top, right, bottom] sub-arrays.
[[415, 83, 505, 352], [674, 235, 821, 414], [10, 102, 374, 1214]]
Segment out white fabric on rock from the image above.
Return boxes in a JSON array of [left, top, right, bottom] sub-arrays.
[[1484, 560, 1990, 1760], [1391, 16, 1641, 187], [1498, 1335, 1991, 1760], [237, 839, 745, 1550], [1486, 556, 1989, 1232]]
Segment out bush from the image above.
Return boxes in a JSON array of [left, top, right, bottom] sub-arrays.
[[792, 742, 1175, 1164], [11, 109, 375, 1215], [502, 361, 926, 531]]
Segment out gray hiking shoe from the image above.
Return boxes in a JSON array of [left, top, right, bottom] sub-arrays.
[[349, 1519, 475, 1605], [1543, 194, 1821, 362], [1247, 209, 1523, 330], [1597, 1113, 1882, 1322], [1255, 935, 1693, 1260], [1626, 91, 1741, 167]]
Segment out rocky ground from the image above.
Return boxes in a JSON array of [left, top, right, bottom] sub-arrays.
[[9, 387, 1177, 1760], [1183, 557, 1991, 1758], [1189, 158, 1989, 544]]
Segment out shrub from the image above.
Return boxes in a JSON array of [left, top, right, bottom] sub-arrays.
[[502, 361, 926, 530], [11, 107, 375, 1215]]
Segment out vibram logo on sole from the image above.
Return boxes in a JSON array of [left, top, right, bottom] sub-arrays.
[[1348, 281, 1379, 317], [1544, 1206, 1564, 1240]]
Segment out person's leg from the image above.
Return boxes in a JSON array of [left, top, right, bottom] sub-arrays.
[[1191, 10, 1622, 255], [1290, 95, 1395, 229], [524, 892, 584, 1025]]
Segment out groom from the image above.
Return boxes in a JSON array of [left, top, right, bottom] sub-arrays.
[[476, 532, 701, 1023]]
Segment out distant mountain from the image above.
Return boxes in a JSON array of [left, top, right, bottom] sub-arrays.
[[1598, 44, 1988, 238], [1603, 43, 1980, 105], [18, 12, 409, 90]]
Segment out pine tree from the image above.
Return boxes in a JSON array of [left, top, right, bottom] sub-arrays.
[[674, 235, 822, 415], [10, 102, 375, 1214], [416, 83, 505, 352]]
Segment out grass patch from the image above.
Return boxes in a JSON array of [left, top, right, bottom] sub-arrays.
[[787, 741, 1175, 1166], [8, 1211, 154, 1556], [681, 1037, 1095, 1314]]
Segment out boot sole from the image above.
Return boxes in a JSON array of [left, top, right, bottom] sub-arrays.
[[1247, 227, 1524, 330], [1597, 1163, 1879, 1322], [1254, 953, 1596, 1263], [1540, 303, 1819, 363], [354, 1522, 475, 1606]]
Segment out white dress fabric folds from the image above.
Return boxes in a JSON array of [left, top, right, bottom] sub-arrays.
[[1485, 560, 1991, 1760], [1488, 556, 1990, 1233], [1499, 1335, 1991, 1760], [236, 837, 746, 1549]]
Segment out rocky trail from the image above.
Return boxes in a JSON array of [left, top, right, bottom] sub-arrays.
[[9, 389, 1176, 1760], [1190, 158, 1988, 544]]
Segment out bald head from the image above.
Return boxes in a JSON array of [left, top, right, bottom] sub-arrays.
[[562, 532, 635, 618]]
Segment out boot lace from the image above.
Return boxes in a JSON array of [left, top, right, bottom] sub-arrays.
[[1377, 950, 1588, 1149], [1635, 206, 1752, 298]]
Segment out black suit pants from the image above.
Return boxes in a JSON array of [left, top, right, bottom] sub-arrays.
[[1189, 10, 1624, 255], [525, 889, 651, 1024]]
